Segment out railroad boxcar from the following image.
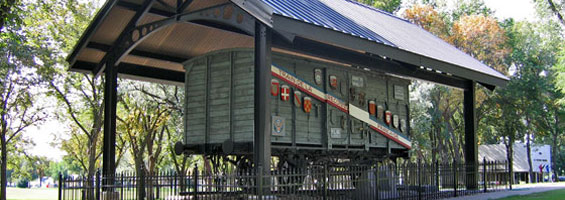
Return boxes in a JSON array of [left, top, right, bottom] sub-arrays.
[[178, 48, 411, 166]]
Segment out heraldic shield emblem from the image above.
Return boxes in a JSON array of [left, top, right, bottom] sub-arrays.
[[369, 100, 376, 116], [330, 75, 338, 89], [294, 91, 302, 107], [377, 105, 384, 120], [271, 79, 279, 96], [393, 115, 399, 128], [280, 85, 290, 101], [314, 69, 323, 85], [304, 97, 312, 113], [400, 119, 407, 132], [385, 111, 392, 125], [272, 116, 285, 136]]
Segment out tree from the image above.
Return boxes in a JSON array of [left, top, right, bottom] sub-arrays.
[[534, 0, 565, 26], [449, 15, 509, 74], [505, 20, 563, 182], [8, 0, 101, 198], [356, 0, 402, 13], [555, 45, 565, 102], [482, 79, 526, 185], [0, 1, 50, 198], [118, 81, 171, 199], [402, 4, 449, 39], [450, 0, 493, 21], [0, 0, 19, 32], [25, 0, 100, 178], [51, 73, 104, 177], [47, 157, 82, 181], [27, 156, 51, 187], [403, 3, 510, 165]]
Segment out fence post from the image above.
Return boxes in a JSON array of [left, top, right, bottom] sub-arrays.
[[417, 159, 422, 200], [58, 173, 63, 200], [323, 164, 328, 200], [453, 161, 457, 197], [193, 164, 199, 200], [375, 164, 379, 200], [120, 172, 124, 200], [95, 170, 101, 200], [483, 158, 487, 193], [156, 170, 160, 200], [436, 161, 440, 189]]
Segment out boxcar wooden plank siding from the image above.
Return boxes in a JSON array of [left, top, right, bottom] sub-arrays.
[[185, 58, 207, 146], [183, 49, 411, 155]]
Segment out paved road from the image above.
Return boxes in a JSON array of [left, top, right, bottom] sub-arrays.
[[445, 182, 565, 200]]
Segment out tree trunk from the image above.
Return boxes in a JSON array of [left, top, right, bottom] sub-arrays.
[[135, 157, 146, 200], [84, 134, 98, 200], [1, 135, 7, 200], [506, 125, 515, 186], [552, 110, 559, 182], [526, 130, 534, 183]]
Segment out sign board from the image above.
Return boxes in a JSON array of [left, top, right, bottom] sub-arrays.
[[394, 85, 405, 100], [531, 145, 551, 173]]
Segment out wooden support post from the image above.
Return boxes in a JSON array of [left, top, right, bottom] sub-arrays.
[[254, 21, 272, 197], [102, 60, 118, 190], [464, 81, 478, 189]]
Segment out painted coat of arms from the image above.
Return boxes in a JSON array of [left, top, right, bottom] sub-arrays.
[[272, 116, 286, 136]]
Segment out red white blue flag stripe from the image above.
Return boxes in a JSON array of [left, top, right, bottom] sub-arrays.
[[271, 64, 411, 149]]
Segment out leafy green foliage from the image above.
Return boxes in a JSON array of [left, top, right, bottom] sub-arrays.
[[356, 0, 402, 13], [533, 0, 565, 26], [554, 45, 565, 103], [403, 2, 510, 163], [450, 0, 493, 21]]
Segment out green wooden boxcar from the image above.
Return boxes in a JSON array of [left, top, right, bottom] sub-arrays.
[[182, 48, 411, 162]]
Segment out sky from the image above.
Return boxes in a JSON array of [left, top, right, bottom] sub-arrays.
[[482, 0, 537, 21], [22, 0, 540, 162]]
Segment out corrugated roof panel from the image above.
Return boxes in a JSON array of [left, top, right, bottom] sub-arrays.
[[262, 0, 394, 46], [260, 0, 507, 82]]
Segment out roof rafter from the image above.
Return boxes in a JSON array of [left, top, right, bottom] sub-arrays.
[[117, 0, 175, 17], [73, 61, 184, 85], [86, 42, 189, 63], [93, 0, 159, 77]]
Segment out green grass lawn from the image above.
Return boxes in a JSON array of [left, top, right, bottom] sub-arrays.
[[497, 189, 565, 200], [6, 188, 58, 200]]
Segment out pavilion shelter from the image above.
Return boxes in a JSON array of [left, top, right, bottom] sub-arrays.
[[67, 0, 509, 191]]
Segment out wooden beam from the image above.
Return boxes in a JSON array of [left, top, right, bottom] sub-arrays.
[[86, 42, 189, 63], [72, 61, 185, 84], [177, 0, 193, 14], [117, 0, 175, 17], [93, 0, 157, 77]]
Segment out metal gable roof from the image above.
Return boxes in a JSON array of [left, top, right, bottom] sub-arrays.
[[260, 0, 509, 87]]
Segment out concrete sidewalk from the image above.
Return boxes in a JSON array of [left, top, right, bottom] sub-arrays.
[[445, 182, 565, 200]]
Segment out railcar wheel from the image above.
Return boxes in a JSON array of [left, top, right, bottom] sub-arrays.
[[276, 160, 304, 192], [235, 157, 255, 192]]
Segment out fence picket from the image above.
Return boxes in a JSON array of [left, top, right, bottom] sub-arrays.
[[58, 160, 510, 200]]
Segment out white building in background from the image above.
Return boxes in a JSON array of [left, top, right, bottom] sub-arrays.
[[479, 143, 552, 183]]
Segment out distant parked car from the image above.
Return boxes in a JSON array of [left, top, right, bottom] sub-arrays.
[[559, 176, 565, 181]]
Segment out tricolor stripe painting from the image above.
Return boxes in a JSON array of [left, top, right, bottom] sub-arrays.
[[271, 64, 411, 149]]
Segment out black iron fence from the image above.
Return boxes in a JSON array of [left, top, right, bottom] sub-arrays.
[[59, 160, 509, 200]]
